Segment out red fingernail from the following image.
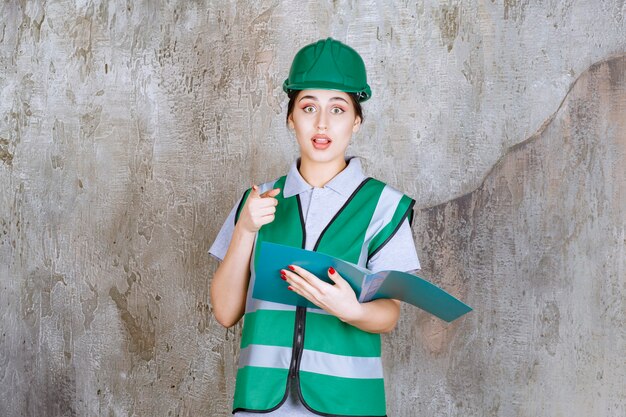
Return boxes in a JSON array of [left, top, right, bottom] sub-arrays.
[[328, 267, 335, 275], [288, 265, 295, 271], [280, 273, 287, 281], [287, 286, 293, 291]]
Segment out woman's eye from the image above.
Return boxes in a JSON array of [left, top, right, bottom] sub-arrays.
[[330, 107, 344, 114], [303, 105, 316, 113]]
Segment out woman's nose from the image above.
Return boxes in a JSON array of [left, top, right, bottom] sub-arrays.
[[317, 111, 328, 131]]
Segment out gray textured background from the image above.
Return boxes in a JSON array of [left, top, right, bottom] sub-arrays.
[[1, 1, 624, 416]]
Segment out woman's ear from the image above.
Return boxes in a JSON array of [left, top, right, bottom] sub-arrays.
[[352, 116, 362, 133], [287, 114, 295, 130]]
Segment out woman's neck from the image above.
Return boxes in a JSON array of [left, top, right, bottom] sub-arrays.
[[299, 157, 348, 188]]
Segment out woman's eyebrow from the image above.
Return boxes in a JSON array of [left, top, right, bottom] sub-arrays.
[[298, 95, 348, 103]]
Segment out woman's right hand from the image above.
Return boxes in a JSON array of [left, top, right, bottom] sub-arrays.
[[236, 185, 280, 233]]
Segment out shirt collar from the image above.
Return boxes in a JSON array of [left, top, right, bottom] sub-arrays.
[[283, 156, 366, 198]]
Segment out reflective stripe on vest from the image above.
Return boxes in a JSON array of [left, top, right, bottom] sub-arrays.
[[232, 175, 414, 416]]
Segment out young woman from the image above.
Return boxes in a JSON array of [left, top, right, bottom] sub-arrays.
[[209, 38, 420, 417]]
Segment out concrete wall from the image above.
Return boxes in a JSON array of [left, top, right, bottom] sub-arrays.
[[0, 1, 624, 416]]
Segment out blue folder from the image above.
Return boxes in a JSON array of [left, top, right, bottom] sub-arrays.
[[254, 242, 472, 323]]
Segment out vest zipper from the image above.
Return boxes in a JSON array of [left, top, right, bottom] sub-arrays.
[[289, 306, 307, 390], [291, 195, 307, 387]]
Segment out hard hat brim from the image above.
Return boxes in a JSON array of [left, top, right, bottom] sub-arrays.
[[283, 80, 371, 102]]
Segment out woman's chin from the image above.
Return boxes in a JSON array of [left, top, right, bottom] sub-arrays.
[[301, 152, 343, 165]]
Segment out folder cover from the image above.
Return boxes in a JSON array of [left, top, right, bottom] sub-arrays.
[[253, 242, 472, 323]]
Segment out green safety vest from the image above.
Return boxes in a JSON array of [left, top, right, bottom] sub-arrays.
[[232, 175, 415, 416]]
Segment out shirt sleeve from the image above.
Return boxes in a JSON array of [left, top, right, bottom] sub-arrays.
[[366, 218, 421, 273], [208, 196, 243, 262]]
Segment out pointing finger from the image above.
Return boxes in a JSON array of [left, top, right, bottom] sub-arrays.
[[253, 196, 278, 208], [260, 188, 281, 198]]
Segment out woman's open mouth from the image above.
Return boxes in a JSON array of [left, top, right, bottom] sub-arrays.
[[312, 134, 332, 150]]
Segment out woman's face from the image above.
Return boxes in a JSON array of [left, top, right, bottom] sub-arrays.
[[288, 89, 361, 165]]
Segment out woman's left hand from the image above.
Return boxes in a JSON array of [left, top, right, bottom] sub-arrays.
[[281, 265, 365, 323]]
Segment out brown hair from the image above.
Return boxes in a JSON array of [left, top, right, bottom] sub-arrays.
[[286, 90, 364, 125]]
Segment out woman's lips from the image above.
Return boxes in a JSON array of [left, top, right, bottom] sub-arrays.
[[312, 134, 332, 150]]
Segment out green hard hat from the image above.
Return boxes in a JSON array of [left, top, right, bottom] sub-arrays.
[[283, 37, 372, 102]]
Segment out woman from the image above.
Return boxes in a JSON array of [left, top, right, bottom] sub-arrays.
[[209, 38, 420, 416]]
